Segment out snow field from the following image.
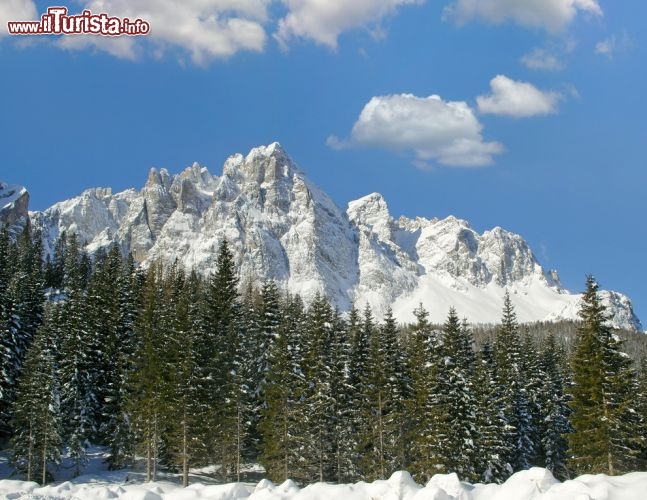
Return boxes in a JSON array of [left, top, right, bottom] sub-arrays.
[[2, 468, 647, 500]]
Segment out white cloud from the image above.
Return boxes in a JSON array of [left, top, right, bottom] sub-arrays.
[[0, 0, 37, 36], [477, 75, 562, 118], [595, 32, 632, 59], [444, 0, 602, 33], [329, 93, 504, 167], [276, 0, 423, 49], [521, 40, 575, 71], [58, 0, 270, 63], [521, 48, 564, 71]]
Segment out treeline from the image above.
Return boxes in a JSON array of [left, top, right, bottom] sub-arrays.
[[1, 227, 647, 487]]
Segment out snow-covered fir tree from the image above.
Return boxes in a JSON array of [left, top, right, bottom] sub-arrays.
[[259, 293, 307, 482], [404, 304, 442, 482], [472, 342, 513, 483], [537, 332, 571, 478], [0, 227, 44, 441], [10, 304, 62, 484], [569, 276, 641, 475], [494, 292, 535, 472], [436, 309, 479, 480]]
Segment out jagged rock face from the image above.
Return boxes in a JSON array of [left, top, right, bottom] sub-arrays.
[[0, 181, 30, 235], [28, 144, 643, 331]]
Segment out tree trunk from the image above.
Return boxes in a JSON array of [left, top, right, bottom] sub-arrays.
[[236, 402, 241, 482], [42, 412, 49, 485], [27, 421, 34, 482], [152, 412, 158, 482], [319, 428, 324, 483], [146, 423, 152, 482], [284, 409, 289, 481], [378, 391, 385, 479], [182, 408, 189, 487]]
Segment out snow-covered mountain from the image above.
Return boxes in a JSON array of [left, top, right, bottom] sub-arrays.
[[0, 181, 30, 234], [23, 143, 642, 330]]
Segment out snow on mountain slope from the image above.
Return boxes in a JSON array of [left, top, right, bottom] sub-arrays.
[[28, 143, 642, 330], [0, 180, 30, 233]]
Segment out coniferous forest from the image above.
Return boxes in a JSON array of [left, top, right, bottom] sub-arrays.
[[1, 226, 646, 487]]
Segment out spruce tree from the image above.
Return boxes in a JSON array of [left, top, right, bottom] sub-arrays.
[[568, 276, 640, 475], [355, 304, 379, 479], [248, 280, 281, 458], [340, 304, 363, 481], [636, 357, 647, 469], [360, 306, 406, 480], [437, 309, 478, 480], [473, 342, 513, 483], [104, 251, 139, 470], [0, 227, 44, 441], [128, 263, 167, 482], [10, 304, 63, 484], [328, 306, 354, 483], [299, 293, 335, 483], [202, 239, 249, 481], [380, 307, 408, 475], [520, 329, 544, 468], [83, 244, 137, 466], [0, 227, 17, 440], [57, 238, 97, 477], [161, 268, 205, 486], [259, 293, 307, 482], [404, 303, 440, 481], [537, 333, 571, 478], [494, 292, 534, 472]]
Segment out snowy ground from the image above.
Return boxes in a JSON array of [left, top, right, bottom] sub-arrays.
[[2, 467, 647, 499], [1, 450, 647, 500]]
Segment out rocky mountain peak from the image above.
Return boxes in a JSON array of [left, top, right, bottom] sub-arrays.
[[0, 181, 30, 234], [21, 144, 643, 331], [223, 142, 299, 184], [145, 167, 172, 190], [347, 193, 393, 242]]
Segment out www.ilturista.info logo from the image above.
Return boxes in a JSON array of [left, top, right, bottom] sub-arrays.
[[7, 6, 150, 36]]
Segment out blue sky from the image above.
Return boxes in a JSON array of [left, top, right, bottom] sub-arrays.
[[1, 0, 646, 324]]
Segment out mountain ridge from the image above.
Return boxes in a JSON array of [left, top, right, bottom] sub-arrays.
[[7, 143, 641, 331]]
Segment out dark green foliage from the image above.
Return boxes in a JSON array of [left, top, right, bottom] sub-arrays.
[[0, 227, 45, 441], [636, 357, 647, 468], [359, 307, 407, 480], [298, 293, 336, 483], [4, 227, 647, 485], [537, 333, 571, 478], [10, 304, 62, 484], [473, 342, 513, 483], [259, 293, 306, 482], [404, 304, 441, 482], [161, 268, 205, 486], [494, 293, 535, 472], [203, 240, 249, 481], [436, 309, 479, 480], [127, 263, 167, 481], [328, 305, 354, 483], [379, 308, 408, 474], [568, 276, 640, 475]]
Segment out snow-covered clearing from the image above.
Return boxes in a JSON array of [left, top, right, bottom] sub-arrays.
[[2, 467, 647, 499]]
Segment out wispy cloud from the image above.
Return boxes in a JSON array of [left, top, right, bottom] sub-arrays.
[[444, 0, 602, 33], [595, 31, 632, 59], [521, 48, 564, 71], [275, 0, 423, 49]]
